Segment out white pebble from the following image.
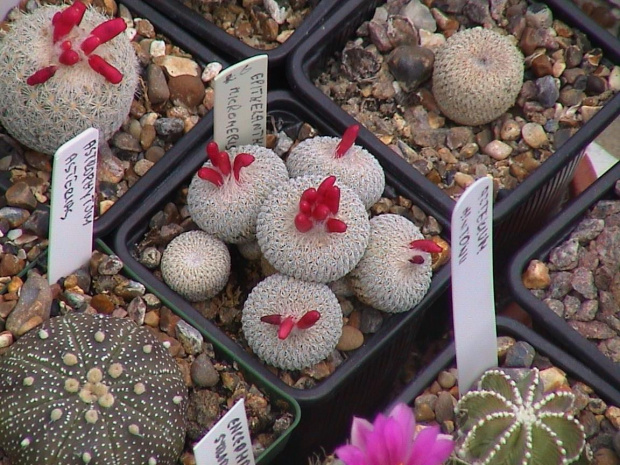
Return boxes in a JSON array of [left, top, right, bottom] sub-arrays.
[[202, 62, 223, 83], [150, 40, 166, 58], [483, 140, 513, 160]]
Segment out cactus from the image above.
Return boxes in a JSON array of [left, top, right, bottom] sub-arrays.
[[455, 368, 586, 465], [0, 312, 188, 465], [0, 1, 139, 154]]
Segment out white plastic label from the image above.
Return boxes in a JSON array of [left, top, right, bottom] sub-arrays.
[[48, 128, 98, 284], [451, 176, 497, 394], [213, 55, 268, 150], [0, 0, 21, 21], [194, 398, 256, 465]]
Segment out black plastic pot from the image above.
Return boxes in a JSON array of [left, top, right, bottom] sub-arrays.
[[140, 0, 342, 76], [288, 0, 620, 256], [0, 0, 228, 239], [27, 239, 301, 465], [111, 90, 451, 461], [508, 161, 620, 388], [389, 315, 620, 422]]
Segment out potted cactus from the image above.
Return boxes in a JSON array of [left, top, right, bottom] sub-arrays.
[[0, 0, 227, 239], [111, 90, 451, 461], [0, 241, 301, 465], [289, 0, 620, 255], [338, 316, 620, 465]]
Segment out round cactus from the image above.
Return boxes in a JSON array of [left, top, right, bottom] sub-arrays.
[[0, 1, 139, 155], [160, 230, 231, 302], [286, 125, 385, 209], [241, 273, 343, 371], [455, 368, 587, 465], [349, 214, 440, 313], [187, 142, 289, 244], [432, 27, 523, 126], [256, 175, 370, 283], [0, 312, 188, 465]]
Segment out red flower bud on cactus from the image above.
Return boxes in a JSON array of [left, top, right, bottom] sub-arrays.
[[409, 240, 443, 254], [260, 310, 321, 340], [335, 125, 360, 158], [52, 1, 86, 43], [294, 177, 347, 234], [198, 142, 255, 186]]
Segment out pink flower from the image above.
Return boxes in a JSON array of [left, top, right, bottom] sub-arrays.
[[335, 403, 454, 465]]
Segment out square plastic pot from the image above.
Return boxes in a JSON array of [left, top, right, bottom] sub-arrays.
[[30, 239, 302, 465], [138, 0, 342, 75], [288, 0, 620, 256], [388, 315, 620, 423], [508, 161, 620, 388], [0, 0, 228, 239], [111, 89, 451, 461]]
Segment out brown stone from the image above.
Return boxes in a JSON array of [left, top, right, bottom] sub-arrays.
[[0, 254, 26, 277], [16, 315, 44, 337], [5, 181, 37, 210], [168, 75, 206, 109], [336, 325, 364, 351], [522, 259, 551, 289], [90, 294, 116, 315]]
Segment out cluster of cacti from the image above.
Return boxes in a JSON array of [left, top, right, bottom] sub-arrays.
[[455, 368, 587, 465], [0, 1, 138, 155], [163, 127, 439, 370], [0, 312, 188, 465], [432, 28, 524, 126]]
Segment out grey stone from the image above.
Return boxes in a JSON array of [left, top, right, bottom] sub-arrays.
[[359, 306, 383, 334], [191, 352, 220, 388], [400, 0, 437, 31], [574, 299, 598, 322], [569, 320, 616, 340], [571, 218, 605, 243], [154, 118, 184, 139], [127, 297, 147, 325], [114, 280, 146, 299], [140, 246, 162, 269], [387, 45, 434, 93], [547, 271, 573, 299], [0, 207, 30, 228], [504, 341, 536, 368], [98, 255, 124, 275], [176, 319, 203, 356], [535, 75, 559, 108], [563, 294, 580, 319], [434, 391, 456, 423], [22, 207, 49, 238]]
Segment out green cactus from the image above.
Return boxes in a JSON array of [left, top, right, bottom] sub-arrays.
[[0, 1, 138, 155], [454, 368, 586, 465]]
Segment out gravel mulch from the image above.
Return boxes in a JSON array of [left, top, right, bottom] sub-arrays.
[[314, 0, 619, 200]]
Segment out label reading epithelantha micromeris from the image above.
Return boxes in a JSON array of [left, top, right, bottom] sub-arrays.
[[48, 128, 98, 284], [194, 398, 256, 465], [450, 176, 497, 395], [213, 55, 268, 150]]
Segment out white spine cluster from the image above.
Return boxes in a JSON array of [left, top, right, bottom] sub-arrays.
[[187, 145, 289, 244], [241, 274, 342, 370], [160, 230, 231, 302], [432, 27, 523, 126], [286, 136, 385, 209], [349, 214, 432, 313], [256, 175, 370, 283], [0, 5, 139, 154]]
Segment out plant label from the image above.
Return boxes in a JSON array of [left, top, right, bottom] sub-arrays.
[[213, 54, 268, 150], [451, 176, 497, 394], [48, 128, 98, 284], [0, 0, 21, 21], [194, 398, 256, 465]]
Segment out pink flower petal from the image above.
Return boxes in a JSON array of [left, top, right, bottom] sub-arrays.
[[389, 403, 416, 459], [350, 417, 374, 451], [335, 445, 369, 465], [409, 426, 454, 465]]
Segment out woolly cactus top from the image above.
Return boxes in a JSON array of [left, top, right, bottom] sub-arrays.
[[0, 312, 188, 465], [187, 142, 289, 244], [349, 214, 440, 313], [432, 27, 524, 126], [160, 230, 231, 302], [455, 368, 586, 465], [241, 274, 343, 371], [0, 2, 139, 154], [256, 175, 370, 283], [286, 125, 386, 209]]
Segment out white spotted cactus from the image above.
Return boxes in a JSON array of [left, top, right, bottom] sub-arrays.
[[455, 368, 587, 465], [0, 1, 138, 154], [0, 312, 188, 465]]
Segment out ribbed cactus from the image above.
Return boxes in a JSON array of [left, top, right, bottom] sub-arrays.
[[455, 368, 586, 465]]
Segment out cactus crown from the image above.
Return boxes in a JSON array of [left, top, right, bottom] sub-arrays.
[[197, 141, 255, 186], [294, 175, 347, 233], [27, 0, 128, 85], [455, 368, 586, 465]]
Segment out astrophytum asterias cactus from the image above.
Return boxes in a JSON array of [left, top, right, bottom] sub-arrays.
[[455, 368, 586, 465], [0, 312, 188, 465], [286, 125, 385, 209]]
